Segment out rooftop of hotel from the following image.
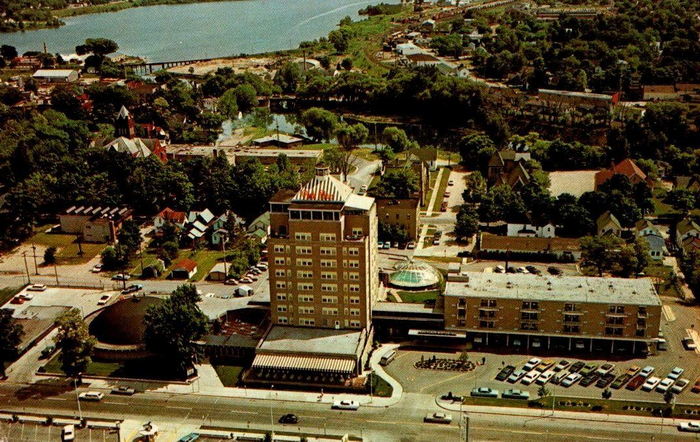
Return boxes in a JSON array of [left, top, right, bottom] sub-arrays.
[[258, 325, 364, 356], [445, 272, 660, 306]]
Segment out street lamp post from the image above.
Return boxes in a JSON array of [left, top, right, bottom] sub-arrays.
[[31, 243, 38, 275], [22, 252, 31, 284], [74, 377, 82, 421], [269, 384, 275, 437]]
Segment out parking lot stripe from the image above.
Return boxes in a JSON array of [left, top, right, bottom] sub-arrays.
[[662, 305, 675, 322]]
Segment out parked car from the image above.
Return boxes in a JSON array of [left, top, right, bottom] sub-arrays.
[[27, 284, 47, 291], [246, 274, 258, 281], [642, 376, 662, 391], [178, 434, 200, 442], [596, 373, 616, 388], [471, 387, 499, 398], [516, 266, 528, 274], [552, 371, 569, 385], [424, 413, 452, 424], [626, 375, 647, 391], [377, 241, 384, 249], [682, 337, 697, 350], [224, 279, 238, 285], [407, 241, 416, 249], [97, 295, 111, 305], [656, 378, 675, 393], [496, 365, 515, 381], [432, 236, 440, 245], [693, 377, 700, 393], [448, 179, 454, 186], [554, 360, 570, 372], [278, 414, 298, 424], [521, 371, 538, 385], [444, 191, 451, 197], [40, 345, 55, 359], [535, 360, 555, 372], [537, 370, 555, 385], [611, 374, 632, 389], [523, 358, 542, 371], [10, 296, 24, 305], [111, 386, 136, 396], [502, 389, 530, 400], [256, 263, 268, 271], [595, 363, 615, 376], [61, 424, 75, 441], [625, 366, 641, 377], [78, 391, 104, 401], [121, 284, 143, 294], [579, 373, 600, 387], [91, 264, 103, 273], [382, 242, 390, 250], [239, 277, 253, 284], [678, 422, 700, 433], [507, 369, 526, 383], [561, 373, 583, 387], [440, 201, 448, 212], [494, 265, 505, 273], [332, 400, 359, 410], [639, 366, 655, 377], [547, 266, 562, 275], [393, 241, 399, 248], [111, 273, 130, 281], [672, 378, 690, 394], [579, 363, 598, 376], [569, 361, 585, 373], [19, 292, 34, 300], [668, 367, 685, 380]]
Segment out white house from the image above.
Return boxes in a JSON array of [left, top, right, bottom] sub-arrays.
[[506, 223, 556, 238]]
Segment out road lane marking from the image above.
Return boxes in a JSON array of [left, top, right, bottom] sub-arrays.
[[165, 405, 192, 410], [662, 305, 675, 321], [45, 397, 67, 401], [230, 410, 257, 415], [104, 401, 129, 405]]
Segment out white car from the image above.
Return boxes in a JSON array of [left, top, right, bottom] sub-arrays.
[[61, 424, 75, 441], [595, 363, 615, 376], [91, 264, 103, 273], [656, 378, 675, 393], [27, 284, 47, 291], [332, 400, 359, 410], [640, 366, 655, 377], [19, 292, 34, 300], [97, 294, 111, 305], [642, 376, 662, 391], [448, 180, 454, 186], [672, 378, 690, 394], [523, 358, 542, 371], [239, 277, 253, 284], [78, 391, 104, 401], [554, 360, 570, 372], [536, 370, 555, 385], [668, 367, 684, 380], [424, 412, 452, 424], [507, 369, 526, 383], [678, 422, 700, 433], [521, 371, 538, 385], [561, 373, 583, 387]]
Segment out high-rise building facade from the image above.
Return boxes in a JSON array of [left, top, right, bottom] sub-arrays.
[[267, 166, 378, 330]]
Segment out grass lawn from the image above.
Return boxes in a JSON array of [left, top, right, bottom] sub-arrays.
[[44, 353, 183, 380], [346, 15, 401, 75], [213, 364, 245, 387], [421, 173, 440, 211], [0, 286, 23, 306], [190, 250, 228, 281], [645, 264, 683, 298], [430, 168, 452, 213], [397, 290, 440, 304], [30, 231, 104, 265], [369, 373, 393, 397]]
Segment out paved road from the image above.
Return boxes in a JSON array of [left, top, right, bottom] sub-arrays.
[[347, 157, 380, 193]]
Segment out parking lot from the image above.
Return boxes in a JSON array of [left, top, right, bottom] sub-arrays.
[[0, 421, 117, 442], [3, 286, 119, 318]]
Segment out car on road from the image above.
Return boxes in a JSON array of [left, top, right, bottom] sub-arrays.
[[596, 373, 616, 388], [97, 294, 112, 305], [547, 266, 562, 275], [502, 389, 530, 400], [111, 386, 135, 395], [611, 374, 632, 389], [579, 363, 598, 376], [569, 361, 585, 373], [78, 391, 104, 401], [595, 363, 615, 376], [19, 292, 34, 300], [523, 358, 542, 371], [471, 387, 499, 398], [508, 369, 526, 383], [496, 365, 515, 381], [642, 376, 662, 391], [668, 367, 684, 380], [121, 284, 143, 294], [521, 371, 538, 385], [657, 378, 675, 393], [554, 360, 570, 372], [278, 414, 298, 424], [407, 241, 416, 249], [672, 378, 690, 394], [332, 400, 359, 410], [639, 366, 655, 378], [626, 375, 646, 391], [27, 284, 47, 291], [177, 434, 200, 442], [239, 277, 253, 284], [91, 264, 103, 273], [536, 370, 555, 385], [111, 273, 130, 281], [448, 179, 454, 186], [424, 413, 452, 424], [678, 422, 700, 433], [579, 373, 600, 387], [61, 424, 75, 441], [561, 373, 583, 387]]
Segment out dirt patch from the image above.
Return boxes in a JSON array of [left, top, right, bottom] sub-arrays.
[[168, 56, 278, 77]]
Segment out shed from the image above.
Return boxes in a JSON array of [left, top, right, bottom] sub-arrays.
[[208, 262, 228, 281], [171, 258, 198, 279]]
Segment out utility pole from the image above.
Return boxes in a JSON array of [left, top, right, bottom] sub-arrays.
[[22, 252, 31, 284], [74, 377, 82, 421], [219, 230, 229, 277], [269, 384, 275, 437], [31, 243, 38, 275], [53, 262, 59, 286]]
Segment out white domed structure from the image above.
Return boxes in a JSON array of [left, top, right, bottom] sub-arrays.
[[389, 259, 442, 290]]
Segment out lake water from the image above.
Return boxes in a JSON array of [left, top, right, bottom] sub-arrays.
[[0, 0, 394, 62]]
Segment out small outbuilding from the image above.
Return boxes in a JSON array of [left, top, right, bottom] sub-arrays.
[[171, 258, 198, 279], [32, 69, 79, 83], [208, 262, 228, 281]]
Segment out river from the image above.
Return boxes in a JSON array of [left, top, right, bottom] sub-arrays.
[[0, 0, 394, 62]]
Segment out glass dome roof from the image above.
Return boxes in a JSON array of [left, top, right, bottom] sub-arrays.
[[389, 259, 442, 289]]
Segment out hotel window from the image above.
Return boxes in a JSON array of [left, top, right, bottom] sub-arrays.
[[295, 246, 312, 255], [277, 317, 288, 324], [350, 320, 361, 328], [348, 272, 360, 281], [273, 245, 285, 253], [299, 318, 315, 326], [351, 228, 363, 236], [350, 309, 360, 316], [348, 284, 360, 293], [321, 272, 337, 280], [564, 303, 578, 312], [297, 270, 313, 279], [635, 328, 646, 337], [297, 283, 314, 291], [274, 257, 285, 265], [606, 317, 624, 325], [299, 295, 314, 303], [274, 270, 286, 277], [520, 322, 538, 331], [608, 305, 625, 314], [322, 296, 338, 304], [298, 307, 314, 315], [347, 248, 359, 256], [637, 318, 646, 327], [347, 260, 359, 268], [276, 294, 287, 301], [349, 297, 360, 304], [521, 312, 538, 321], [563, 314, 580, 323], [638, 307, 647, 317], [479, 320, 495, 329], [521, 301, 539, 310], [478, 310, 495, 318], [321, 284, 337, 292], [295, 232, 311, 241], [320, 233, 336, 241], [563, 325, 581, 333], [480, 299, 497, 308], [277, 305, 287, 312], [605, 327, 624, 336], [296, 259, 312, 267], [320, 247, 336, 256], [275, 282, 286, 289], [322, 308, 338, 316], [321, 259, 336, 268]]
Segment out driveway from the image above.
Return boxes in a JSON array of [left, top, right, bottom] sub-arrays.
[[347, 157, 380, 193]]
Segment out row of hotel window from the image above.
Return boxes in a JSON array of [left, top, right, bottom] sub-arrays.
[[274, 270, 362, 280], [273, 245, 361, 256], [277, 317, 362, 328], [274, 257, 361, 268], [475, 310, 647, 326], [275, 294, 361, 304], [275, 282, 361, 292], [462, 320, 648, 337], [276, 305, 362, 316], [470, 300, 647, 315], [289, 231, 365, 241]]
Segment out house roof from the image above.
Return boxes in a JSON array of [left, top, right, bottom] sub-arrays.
[[32, 69, 77, 78], [117, 105, 130, 119], [642, 234, 666, 251], [597, 211, 621, 232], [156, 207, 186, 224], [480, 233, 581, 253], [174, 258, 197, 272], [248, 211, 271, 232], [677, 218, 700, 236], [595, 159, 649, 188], [681, 236, 700, 253], [209, 262, 228, 274], [634, 219, 657, 234], [293, 172, 352, 203], [408, 147, 438, 163], [104, 137, 152, 158]]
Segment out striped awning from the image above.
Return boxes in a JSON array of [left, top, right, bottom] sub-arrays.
[[252, 354, 355, 374]]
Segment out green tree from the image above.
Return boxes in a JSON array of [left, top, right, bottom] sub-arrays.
[[0, 45, 17, 60], [217, 88, 239, 119], [101, 245, 129, 271], [43, 246, 57, 265], [458, 133, 496, 173], [373, 168, 419, 199], [273, 62, 303, 93], [118, 219, 142, 256], [53, 309, 96, 382], [329, 28, 352, 53], [232, 84, 258, 113], [299, 107, 338, 142], [0, 309, 23, 377], [75, 38, 119, 56], [580, 236, 625, 277], [537, 385, 550, 400], [463, 171, 487, 203], [382, 127, 417, 153], [143, 285, 209, 377], [455, 205, 479, 242]]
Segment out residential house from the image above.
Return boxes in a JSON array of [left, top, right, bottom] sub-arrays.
[[674, 176, 700, 193], [247, 211, 270, 243], [676, 218, 700, 253], [153, 207, 187, 234], [11, 56, 42, 71], [210, 211, 245, 245], [634, 219, 660, 238], [594, 159, 653, 190], [103, 137, 167, 161], [32, 69, 79, 83], [641, 234, 667, 261], [596, 211, 622, 237], [171, 258, 198, 279], [395, 42, 423, 56], [59, 205, 132, 243], [479, 233, 581, 261], [376, 198, 420, 241], [184, 209, 215, 245], [487, 149, 531, 189], [407, 147, 439, 172], [506, 222, 556, 238], [681, 237, 700, 256]]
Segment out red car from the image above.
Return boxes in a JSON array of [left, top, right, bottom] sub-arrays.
[[626, 375, 646, 391], [692, 378, 700, 393], [10, 296, 24, 305]]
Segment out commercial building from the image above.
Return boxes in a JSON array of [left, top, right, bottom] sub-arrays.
[[59, 206, 132, 243], [32, 69, 79, 83], [479, 233, 581, 261], [376, 198, 420, 240], [443, 272, 662, 354], [231, 148, 322, 167], [252, 134, 304, 148]]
